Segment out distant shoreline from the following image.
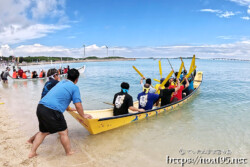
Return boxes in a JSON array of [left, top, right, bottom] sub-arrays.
[[18, 58, 136, 66]]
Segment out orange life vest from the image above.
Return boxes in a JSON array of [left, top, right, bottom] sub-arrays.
[[22, 73, 27, 79], [39, 72, 43, 78], [13, 72, 17, 78]]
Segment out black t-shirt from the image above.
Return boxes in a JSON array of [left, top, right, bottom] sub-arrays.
[[113, 91, 133, 116], [159, 88, 175, 107]]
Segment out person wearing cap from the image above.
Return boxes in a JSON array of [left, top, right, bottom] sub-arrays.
[[137, 83, 159, 110], [154, 78, 165, 94], [2, 67, 12, 83], [140, 77, 156, 93], [28, 68, 92, 158], [159, 79, 180, 106], [113, 82, 145, 116]]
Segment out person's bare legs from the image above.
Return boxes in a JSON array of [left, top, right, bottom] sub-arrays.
[[58, 129, 74, 156], [27, 132, 39, 144], [28, 132, 49, 158]]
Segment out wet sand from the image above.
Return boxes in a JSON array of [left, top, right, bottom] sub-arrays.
[[0, 99, 97, 167], [0, 103, 39, 167]]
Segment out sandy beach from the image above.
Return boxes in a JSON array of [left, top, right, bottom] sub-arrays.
[[0, 102, 39, 167], [0, 99, 97, 167]]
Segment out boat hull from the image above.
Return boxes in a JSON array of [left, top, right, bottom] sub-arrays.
[[68, 71, 203, 135]]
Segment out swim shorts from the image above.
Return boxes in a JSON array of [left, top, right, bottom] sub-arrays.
[[36, 104, 67, 134]]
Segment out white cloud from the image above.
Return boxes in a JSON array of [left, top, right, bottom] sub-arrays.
[[217, 36, 234, 39], [219, 11, 235, 18], [200, 9, 237, 18], [31, 0, 66, 19], [241, 16, 250, 19], [229, 0, 250, 16], [0, 24, 69, 45], [229, 0, 250, 6], [200, 9, 222, 13], [0, 0, 69, 45], [1, 42, 250, 60]]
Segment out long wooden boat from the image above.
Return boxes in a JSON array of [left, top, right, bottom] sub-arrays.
[[12, 65, 85, 81], [68, 71, 203, 135]]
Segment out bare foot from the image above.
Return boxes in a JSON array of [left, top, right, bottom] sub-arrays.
[[66, 151, 74, 156], [27, 139, 33, 144], [28, 152, 38, 158]]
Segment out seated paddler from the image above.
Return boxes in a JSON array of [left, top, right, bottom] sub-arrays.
[[113, 82, 145, 116], [137, 83, 159, 110]]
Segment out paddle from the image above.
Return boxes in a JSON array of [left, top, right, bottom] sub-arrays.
[[153, 79, 160, 82], [133, 66, 154, 87], [181, 65, 197, 84], [159, 70, 174, 89], [167, 58, 175, 72], [180, 57, 186, 71], [167, 58, 176, 85], [159, 60, 162, 79], [132, 66, 144, 78], [177, 62, 184, 80], [103, 102, 113, 106], [189, 55, 195, 73]]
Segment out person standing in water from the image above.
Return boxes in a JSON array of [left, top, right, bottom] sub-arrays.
[[28, 69, 92, 158], [27, 69, 61, 144], [1, 67, 12, 83]]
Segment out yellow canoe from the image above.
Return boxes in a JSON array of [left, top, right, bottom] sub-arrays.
[[68, 71, 203, 135]]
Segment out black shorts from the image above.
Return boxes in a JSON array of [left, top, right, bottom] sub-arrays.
[[36, 104, 67, 134], [2, 78, 7, 81]]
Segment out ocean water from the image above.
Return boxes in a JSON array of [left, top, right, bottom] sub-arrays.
[[0, 59, 249, 166]]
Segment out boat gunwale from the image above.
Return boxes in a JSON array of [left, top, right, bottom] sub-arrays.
[[98, 76, 202, 121]]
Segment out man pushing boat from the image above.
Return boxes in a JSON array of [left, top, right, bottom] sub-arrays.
[[28, 69, 92, 158]]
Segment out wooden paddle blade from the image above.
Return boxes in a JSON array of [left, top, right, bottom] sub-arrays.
[[160, 70, 174, 88], [158, 60, 162, 78], [177, 62, 184, 79], [132, 66, 144, 78], [189, 55, 195, 73], [181, 65, 197, 84], [180, 57, 186, 70], [154, 79, 160, 82]]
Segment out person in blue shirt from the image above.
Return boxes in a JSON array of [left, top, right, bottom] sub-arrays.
[[41, 68, 60, 98], [28, 69, 92, 158], [27, 68, 60, 145], [137, 83, 160, 110], [187, 74, 195, 95]]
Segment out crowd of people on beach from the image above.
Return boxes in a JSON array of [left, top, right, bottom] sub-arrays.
[[0, 66, 70, 83]]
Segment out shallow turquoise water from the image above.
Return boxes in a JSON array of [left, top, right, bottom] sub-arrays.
[[0, 59, 249, 166]]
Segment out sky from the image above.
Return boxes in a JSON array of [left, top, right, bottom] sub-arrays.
[[1, 0, 250, 59]]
